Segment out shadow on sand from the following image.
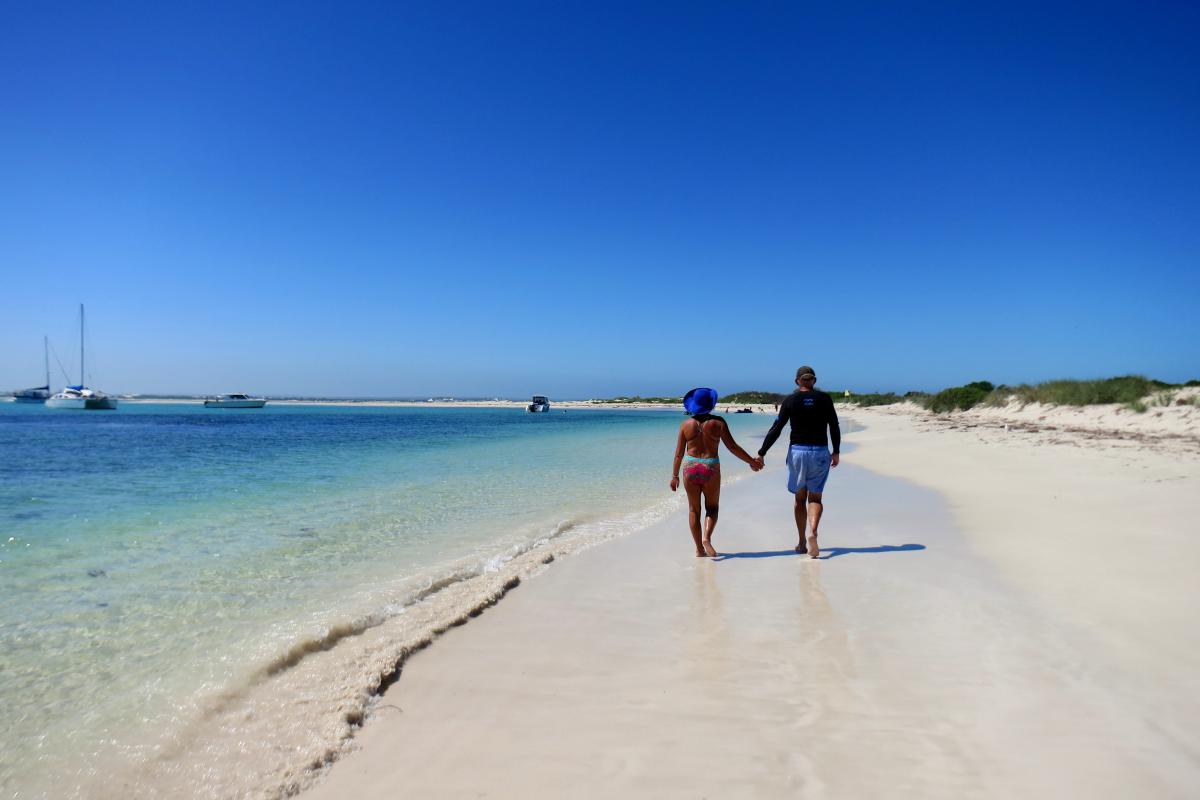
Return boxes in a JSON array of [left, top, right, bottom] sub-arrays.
[[713, 543, 925, 562]]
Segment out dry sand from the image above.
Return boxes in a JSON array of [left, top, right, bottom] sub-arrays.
[[848, 405, 1200, 720], [302, 409, 1200, 799]]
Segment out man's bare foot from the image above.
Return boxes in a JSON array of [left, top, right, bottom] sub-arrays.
[[795, 540, 807, 554], [806, 534, 819, 559], [703, 539, 717, 557]]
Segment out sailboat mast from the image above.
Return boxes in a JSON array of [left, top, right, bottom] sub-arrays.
[[80, 304, 85, 387], [43, 335, 49, 388]]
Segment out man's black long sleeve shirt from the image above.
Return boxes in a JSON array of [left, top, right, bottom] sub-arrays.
[[758, 389, 841, 456]]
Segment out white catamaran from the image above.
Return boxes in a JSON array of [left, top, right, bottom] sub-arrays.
[[46, 305, 118, 410], [12, 336, 51, 403]]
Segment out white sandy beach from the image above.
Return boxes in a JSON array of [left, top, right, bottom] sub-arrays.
[[300, 406, 1200, 799]]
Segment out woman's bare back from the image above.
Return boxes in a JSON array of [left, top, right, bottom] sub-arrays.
[[682, 414, 725, 458]]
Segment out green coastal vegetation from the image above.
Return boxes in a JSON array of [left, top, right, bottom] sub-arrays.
[[903, 376, 1198, 414], [595, 376, 1199, 414], [920, 381, 997, 413], [722, 391, 787, 405]]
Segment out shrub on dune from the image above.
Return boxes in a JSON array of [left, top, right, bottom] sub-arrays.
[[995, 376, 1165, 407], [923, 381, 995, 413]]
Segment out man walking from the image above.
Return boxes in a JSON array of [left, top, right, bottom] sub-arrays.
[[753, 366, 841, 557]]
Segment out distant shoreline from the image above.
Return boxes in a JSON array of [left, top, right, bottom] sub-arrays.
[[115, 398, 781, 412]]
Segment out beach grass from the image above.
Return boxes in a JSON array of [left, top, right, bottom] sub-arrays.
[[900, 375, 1193, 414], [987, 375, 1170, 408]]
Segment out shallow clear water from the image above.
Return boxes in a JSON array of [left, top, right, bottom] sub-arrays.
[[0, 402, 771, 794]]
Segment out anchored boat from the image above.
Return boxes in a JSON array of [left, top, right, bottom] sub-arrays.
[[46, 386, 118, 410], [12, 337, 51, 403], [46, 305, 117, 410], [204, 394, 267, 408]]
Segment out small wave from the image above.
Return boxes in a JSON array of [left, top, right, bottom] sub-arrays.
[[261, 617, 381, 677], [114, 505, 681, 799], [251, 517, 584, 681]]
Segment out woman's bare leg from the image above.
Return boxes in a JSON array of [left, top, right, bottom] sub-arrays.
[[700, 467, 722, 556], [683, 478, 706, 556]]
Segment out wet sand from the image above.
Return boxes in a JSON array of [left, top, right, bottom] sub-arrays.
[[302, 413, 1200, 798]]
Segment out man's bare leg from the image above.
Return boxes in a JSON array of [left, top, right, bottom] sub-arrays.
[[794, 489, 808, 553], [807, 491, 824, 558], [684, 480, 706, 557], [701, 470, 722, 557]]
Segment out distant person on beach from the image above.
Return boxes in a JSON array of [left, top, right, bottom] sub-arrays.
[[753, 366, 841, 557], [670, 387, 762, 557]]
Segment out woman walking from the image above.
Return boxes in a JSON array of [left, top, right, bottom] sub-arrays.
[[669, 387, 762, 556]]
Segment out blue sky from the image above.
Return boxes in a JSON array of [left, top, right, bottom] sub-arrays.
[[2, 1, 1197, 397]]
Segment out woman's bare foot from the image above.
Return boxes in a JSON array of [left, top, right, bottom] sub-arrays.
[[702, 539, 717, 557], [806, 534, 819, 559], [795, 540, 807, 554], [695, 548, 707, 557]]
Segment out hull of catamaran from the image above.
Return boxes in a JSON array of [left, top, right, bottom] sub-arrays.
[[12, 388, 50, 403], [46, 392, 118, 410]]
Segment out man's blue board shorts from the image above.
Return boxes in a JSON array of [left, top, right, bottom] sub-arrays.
[[787, 445, 831, 494]]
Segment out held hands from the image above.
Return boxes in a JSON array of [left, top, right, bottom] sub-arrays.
[[750, 455, 764, 472]]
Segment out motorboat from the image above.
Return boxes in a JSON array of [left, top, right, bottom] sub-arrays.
[[12, 336, 51, 403], [527, 395, 550, 412], [46, 306, 118, 410], [204, 394, 267, 408]]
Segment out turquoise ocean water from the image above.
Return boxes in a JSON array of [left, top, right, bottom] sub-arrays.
[[0, 402, 771, 796]]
